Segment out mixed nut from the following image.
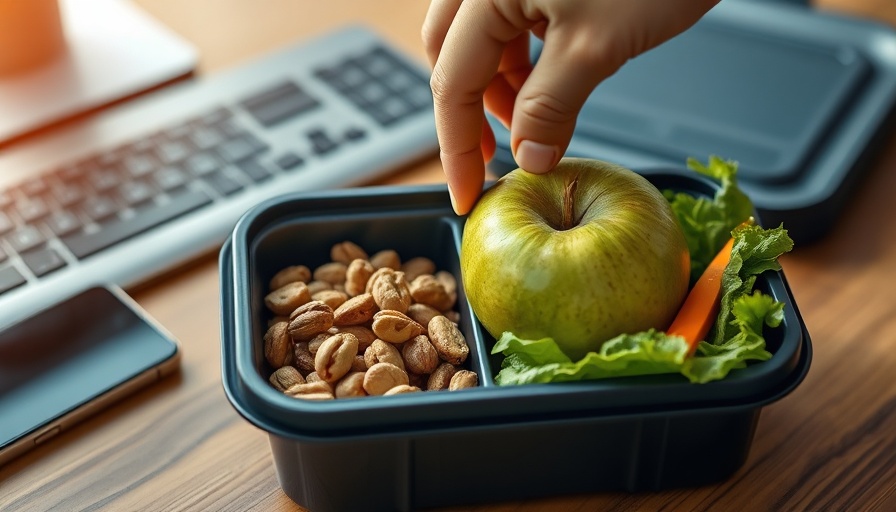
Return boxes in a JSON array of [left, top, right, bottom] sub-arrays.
[[262, 241, 478, 400]]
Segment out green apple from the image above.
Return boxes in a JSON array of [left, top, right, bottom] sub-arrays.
[[461, 158, 690, 360]]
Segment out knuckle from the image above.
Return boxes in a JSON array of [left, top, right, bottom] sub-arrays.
[[428, 66, 452, 103], [516, 91, 577, 125]]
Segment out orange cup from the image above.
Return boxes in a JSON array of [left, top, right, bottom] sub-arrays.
[[0, 0, 67, 75]]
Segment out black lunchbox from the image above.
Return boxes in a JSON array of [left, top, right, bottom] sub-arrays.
[[220, 169, 811, 512]]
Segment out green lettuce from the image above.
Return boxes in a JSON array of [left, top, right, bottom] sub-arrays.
[[665, 156, 754, 281], [491, 156, 793, 385]]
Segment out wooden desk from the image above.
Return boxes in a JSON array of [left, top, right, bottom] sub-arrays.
[[3, 1, 896, 510]]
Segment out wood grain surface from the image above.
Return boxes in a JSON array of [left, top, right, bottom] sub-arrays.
[[2, 1, 896, 511]]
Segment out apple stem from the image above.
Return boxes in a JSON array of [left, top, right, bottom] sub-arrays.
[[562, 176, 578, 230]]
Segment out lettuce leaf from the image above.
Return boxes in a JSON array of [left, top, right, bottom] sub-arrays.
[[711, 223, 793, 344], [492, 330, 689, 385], [664, 156, 754, 281], [490, 157, 794, 385]]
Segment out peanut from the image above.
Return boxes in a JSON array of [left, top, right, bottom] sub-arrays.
[[428, 315, 469, 365], [363, 362, 409, 396], [313, 261, 347, 285], [269, 366, 304, 392], [371, 310, 425, 343], [402, 335, 440, 375], [269, 265, 311, 290], [333, 293, 377, 326], [330, 241, 368, 265], [264, 281, 311, 316], [401, 256, 435, 282], [364, 339, 405, 371], [264, 321, 293, 369], [369, 249, 401, 270], [314, 332, 360, 383], [449, 370, 479, 390], [345, 258, 375, 297], [284, 381, 334, 400], [368, 268, 412, 313], [334, 371, 367, 398], [288, 301, 334, 341], [409, 274, 454, 312]]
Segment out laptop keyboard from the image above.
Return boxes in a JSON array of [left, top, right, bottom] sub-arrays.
[[0, 26, 439, 324]]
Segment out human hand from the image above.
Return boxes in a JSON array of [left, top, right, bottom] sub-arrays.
[[423, 0, 719, 215]]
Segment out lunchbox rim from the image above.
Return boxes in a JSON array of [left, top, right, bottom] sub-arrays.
[[220, 169, 811, 439]]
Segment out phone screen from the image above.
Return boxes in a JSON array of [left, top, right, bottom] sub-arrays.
[[0, 286, 179, 456]]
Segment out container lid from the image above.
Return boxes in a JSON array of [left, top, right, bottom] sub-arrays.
[[220, 177, 812, 442], [486, 0, 896, 245]]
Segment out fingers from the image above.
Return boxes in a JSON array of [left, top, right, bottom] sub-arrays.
[[481, 115, 496, 163], [497, 32, 532, 91], [421, 0, 463, 68], [424, 0, 496, 215], [426, 0, 721, 210], [430, 0, 527, 215], [510, 26, 621, 174], [483, 33, 532, 128]]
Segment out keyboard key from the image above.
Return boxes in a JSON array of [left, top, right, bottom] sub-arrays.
[[358, 82, 388, 104], [15, 197, 50, 223], [0, 266, 26, 295], [275, 152, 304, 171], [119, 180, 156, 207], [21, 248, 66, 277], [83, 196, 121, 222], [154, 166, 190, 191], [96, 151, 121, 167], [203, 171, 243, 196], [361, 49, 397, 77], [344, 127, 366, 141], [184, 151, 221, 176], [340, 67, 367, 88], [156, 138, 193, 164], [55, 163, 87, 182], [384, 97, 412, 119], [7, 225, 46, 253], [237, 159, 273, 181], [89, 168, 123, 192], [129, 138, 156, 154], [383, 70, 418, 92], [52, 182, 85, 207], [62, 189, 213, 259], [20, 177, 48, 196], [0, 211, 13, 235], [367, 106, 398, 126], [217, 133, 268, 163], [215, 119, 244, 138], [240, 81, 321, 128], [308, 129, 339, 155], [406, 86, 432, 109], [45, 210, 83, 237], [121, 152, 158, 178], [199, 107, 232, 126], [189, 127, 224, 150], [165, 122, 193, 140], [0, 190, 14, 209]]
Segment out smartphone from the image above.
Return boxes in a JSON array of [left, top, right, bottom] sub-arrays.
[[0, 285, 180, 466]]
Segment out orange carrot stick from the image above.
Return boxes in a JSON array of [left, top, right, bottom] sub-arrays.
[[667, 236, 736, 356]]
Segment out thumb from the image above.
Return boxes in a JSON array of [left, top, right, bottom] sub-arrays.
[[510, 31, 621, 174]]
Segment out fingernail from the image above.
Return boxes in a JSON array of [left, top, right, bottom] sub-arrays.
[[515, 140, 558, 174]]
